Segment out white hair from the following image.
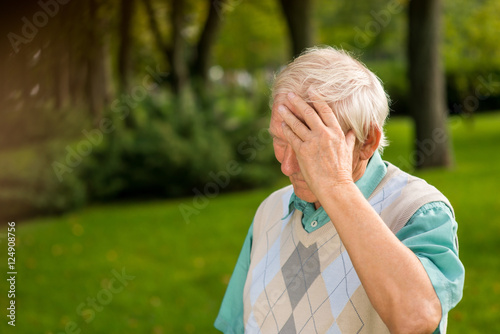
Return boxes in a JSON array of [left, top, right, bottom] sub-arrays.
[[271, 46, 390, 153]]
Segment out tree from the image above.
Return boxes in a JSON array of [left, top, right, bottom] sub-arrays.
[[408, 0, 452, 169], [0, 1, 111, 147], [142, 0, 227, 95], [118, 0, 135, 93], [279, 0, 313, 57], [191, 0, 227, 85], [85, 0, 111, 122]]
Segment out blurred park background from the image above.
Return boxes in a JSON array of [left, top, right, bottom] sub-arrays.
[[0, 0, 499, 333]]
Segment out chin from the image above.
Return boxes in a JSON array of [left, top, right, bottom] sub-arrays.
[[291, 183, 318, 204]]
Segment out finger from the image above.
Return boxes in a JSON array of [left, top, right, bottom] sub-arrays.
[[308, 90, 339, 129], [345, 130, 357, 153], [286, 92, 323, 131], [281, 122, 303, 151], [278, 105, 311, 141]]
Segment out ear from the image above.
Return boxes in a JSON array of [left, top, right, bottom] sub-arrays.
[[359, 126, 382, 160]]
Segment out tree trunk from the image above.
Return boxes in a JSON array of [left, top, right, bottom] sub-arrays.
[[51, 15, 70, 110], [53, 45, 70, 110], [142, 0, 167, 53], [408, 0, 452, 169], [85, 0, 109, 123], [118, 0, 134, 93], [169, 0, 188, 95], [191, 0, 227, 85], [279, 0, 313, 57]]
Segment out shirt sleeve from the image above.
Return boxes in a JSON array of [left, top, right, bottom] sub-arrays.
[[214, 222, 253, 334], [395, 201, 465, 334]]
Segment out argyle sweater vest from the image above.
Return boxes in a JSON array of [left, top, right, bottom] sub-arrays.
[[243, 162, 453, 333]]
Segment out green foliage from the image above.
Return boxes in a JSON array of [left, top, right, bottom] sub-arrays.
[[442, 0, 500, 114], [83, 101, 229, 199], [0, 153, 86, 221], [83, 85, 279, 201], [315, 0, 407, 59], [366, 59, 409, 115], [0, 130, 88, 222], [34, 149, 87, 215], [213, 0, 288, 70], [444, 0, 500, 72]]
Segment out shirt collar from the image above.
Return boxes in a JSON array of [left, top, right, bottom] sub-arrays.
[[285, 150, 387, 233]]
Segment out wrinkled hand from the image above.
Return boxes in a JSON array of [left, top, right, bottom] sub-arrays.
[[279, 91, 357, 198]]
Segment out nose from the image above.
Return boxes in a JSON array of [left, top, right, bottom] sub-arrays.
[[281, 145, 300, 176]]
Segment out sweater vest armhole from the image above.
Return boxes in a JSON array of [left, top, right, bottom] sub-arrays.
[[372, 163, 454, 235]]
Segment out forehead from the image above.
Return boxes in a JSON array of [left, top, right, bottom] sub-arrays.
[[269, 93, 307, 137], [269, 94, 289, 136]]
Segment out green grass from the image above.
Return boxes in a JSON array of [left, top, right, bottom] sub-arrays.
[[1, 112, 499, 333]]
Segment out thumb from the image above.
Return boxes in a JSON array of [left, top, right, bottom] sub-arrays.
[[345, 130, 357, 153]]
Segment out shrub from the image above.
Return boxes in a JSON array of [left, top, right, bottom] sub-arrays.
[[82, 87, 280, 201]]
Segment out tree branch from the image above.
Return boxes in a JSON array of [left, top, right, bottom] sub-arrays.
[[191, 0, 227, 82], [279, 0, 313, 57], [142, 0, 170, 57]]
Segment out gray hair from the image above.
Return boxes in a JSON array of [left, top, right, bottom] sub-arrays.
[[271, 46, 390, 153]]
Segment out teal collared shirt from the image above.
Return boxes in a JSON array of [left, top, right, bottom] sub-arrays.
[[215, 152, 464, 334]]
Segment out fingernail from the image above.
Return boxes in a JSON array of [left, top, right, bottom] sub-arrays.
[[287, 92, 295, 99], [278, 105, 286, 113]]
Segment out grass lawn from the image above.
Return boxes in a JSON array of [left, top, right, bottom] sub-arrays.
[[1, 112, 499, 333]]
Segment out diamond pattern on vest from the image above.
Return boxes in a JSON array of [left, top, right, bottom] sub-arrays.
[[280, 313, 297, 334], [282, 241, 321, 309]]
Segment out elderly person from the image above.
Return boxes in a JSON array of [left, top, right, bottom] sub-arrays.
[[215, 46, 464, 334]]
